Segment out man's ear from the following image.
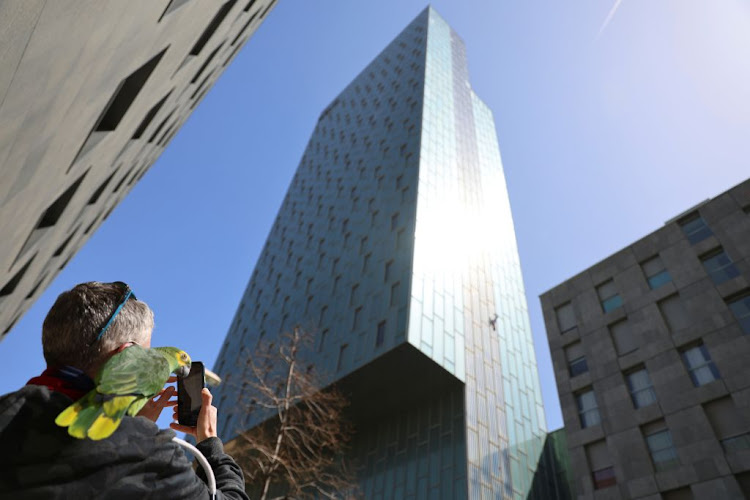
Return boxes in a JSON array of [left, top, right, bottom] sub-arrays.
[[114, 342, 136, 354]]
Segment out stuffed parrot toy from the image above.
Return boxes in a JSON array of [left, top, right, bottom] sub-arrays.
[[55, 345, 191, 440]]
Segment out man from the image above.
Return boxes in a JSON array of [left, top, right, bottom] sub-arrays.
[[0, 281, 249, 499]]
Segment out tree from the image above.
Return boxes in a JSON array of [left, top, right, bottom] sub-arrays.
[[229, 327, 358, 500]]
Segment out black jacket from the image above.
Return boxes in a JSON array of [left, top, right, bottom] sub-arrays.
[[0, 384, 249, 499]]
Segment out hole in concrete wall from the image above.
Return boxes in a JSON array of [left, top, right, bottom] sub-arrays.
[[189, 0, 237, 56], [13, 171, 88, 266], [73, 47, 168, 163], [158, 0, 192, 22], [259, 0, 275, 19], [132, 89, 172, 139], [223, 42, 244, 67], [1, 253, 36, 300], [87, 171, 117, 205], [53, 225, 80, 258], [191, 42, 224, 84], [148, 110, 176, 143], [232, 12, 258, 46], [112, 166, 135, 193], [25, 272, 48, 300]]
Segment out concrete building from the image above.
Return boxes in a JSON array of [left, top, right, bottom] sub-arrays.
[[0, 0, 277, 339], [212, 7, 571, 499], [541, 179, 750, 499]]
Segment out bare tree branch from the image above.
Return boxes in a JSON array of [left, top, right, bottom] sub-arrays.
[[229, 327, 358, 499]]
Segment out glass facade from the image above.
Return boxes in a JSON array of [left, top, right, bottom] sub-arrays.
[[212, 7, 550, 498]]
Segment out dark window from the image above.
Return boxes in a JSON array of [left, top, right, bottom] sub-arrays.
[[188, 0, 237, 56], [626, 368, 657, 408], [681, 343, 721, 386], [132, 90, 171, 139], [15, 171, 87, 263], [159, 0, 192, 22], [565, 342, 587, 377], [376, 321, 386, 347], [592, 467, 616, 490], [727, 291, 750, 334], [390, 282, 400, 307], [641, 255, 671, 289], [337, 344, 348, 371], [555, 302, 576, 333], [679, 212, 712, 244], [191, 42, 224, 84], [597, 280, 622, 313], [87, 172, 116, 205], [701, 248, 740, 285], [0, 254, 36, 299], [384, 260, 393, 282], [318, 329, 328, 352], [391, 212, 399, 230], [75, 49, 166, 163]]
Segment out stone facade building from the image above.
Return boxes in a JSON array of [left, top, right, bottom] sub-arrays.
[[0, 0, 277, 339], [541, 179, 750, 499]]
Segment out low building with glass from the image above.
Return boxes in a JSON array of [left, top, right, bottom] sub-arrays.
[[541, 178, 750, 499]]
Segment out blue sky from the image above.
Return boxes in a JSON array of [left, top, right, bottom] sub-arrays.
[[1, 1, 749, 432]]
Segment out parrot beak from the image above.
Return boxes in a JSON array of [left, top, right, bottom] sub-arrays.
[[175, 364, 191, 378]]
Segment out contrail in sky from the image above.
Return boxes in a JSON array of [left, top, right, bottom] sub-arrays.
[[597, 0, 624, 39]]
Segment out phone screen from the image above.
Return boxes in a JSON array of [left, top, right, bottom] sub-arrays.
[[177, 361, 205, 426]]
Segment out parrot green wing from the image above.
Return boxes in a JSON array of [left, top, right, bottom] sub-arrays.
[[96, 344, 171, 397], [55, 345, 173, 440]]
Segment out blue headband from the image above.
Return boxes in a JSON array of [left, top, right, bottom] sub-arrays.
[[93, 284, 135, 344]]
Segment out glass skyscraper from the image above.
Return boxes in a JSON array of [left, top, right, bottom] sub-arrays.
[[213, 7, 554, 499]]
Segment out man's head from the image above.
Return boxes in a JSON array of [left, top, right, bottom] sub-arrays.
[[42, 281, 154, 375]]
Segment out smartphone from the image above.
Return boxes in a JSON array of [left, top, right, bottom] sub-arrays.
[[177, 361, 205, 426]]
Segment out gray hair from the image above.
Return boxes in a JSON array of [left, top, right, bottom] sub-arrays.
[[42, 281, 154, 373]]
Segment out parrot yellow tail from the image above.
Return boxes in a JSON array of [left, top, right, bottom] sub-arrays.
[[55, 392, 140, 440]]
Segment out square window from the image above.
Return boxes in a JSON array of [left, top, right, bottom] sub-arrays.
[[362, 253, 371, 273], [337, 344, 348, 371], [681, 343, 721, 386], [701, 248, 740, 285], [586, 440, 615, 489], [385, 260, 393, 282], [318, 329, 328, 352], [626, 368, 657, 409], [703, 396, 750, 453], [390, 282, 401, 307], [659, 294, 690, 332], [564, 342, 588, 377], [643, 421, 679, 471], [376, 320, 386, 347], [353, 307, 362, 330], [679, 212, 712, 244], [641, 255, 672, 289], [597, 280, 622, 313], [576, 389, 601, 428], [727, 291, 750, 334], [592, 467, 616, 490], [555, 302, 576, 333]]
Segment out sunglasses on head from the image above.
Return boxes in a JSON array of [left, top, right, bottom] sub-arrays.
[[91, 281, 136, 345]]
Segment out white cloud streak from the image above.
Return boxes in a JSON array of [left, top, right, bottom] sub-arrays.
[[597, 0, 624, 39]]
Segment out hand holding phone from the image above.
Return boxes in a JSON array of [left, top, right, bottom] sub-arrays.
[[177, 361, 205, 426]]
